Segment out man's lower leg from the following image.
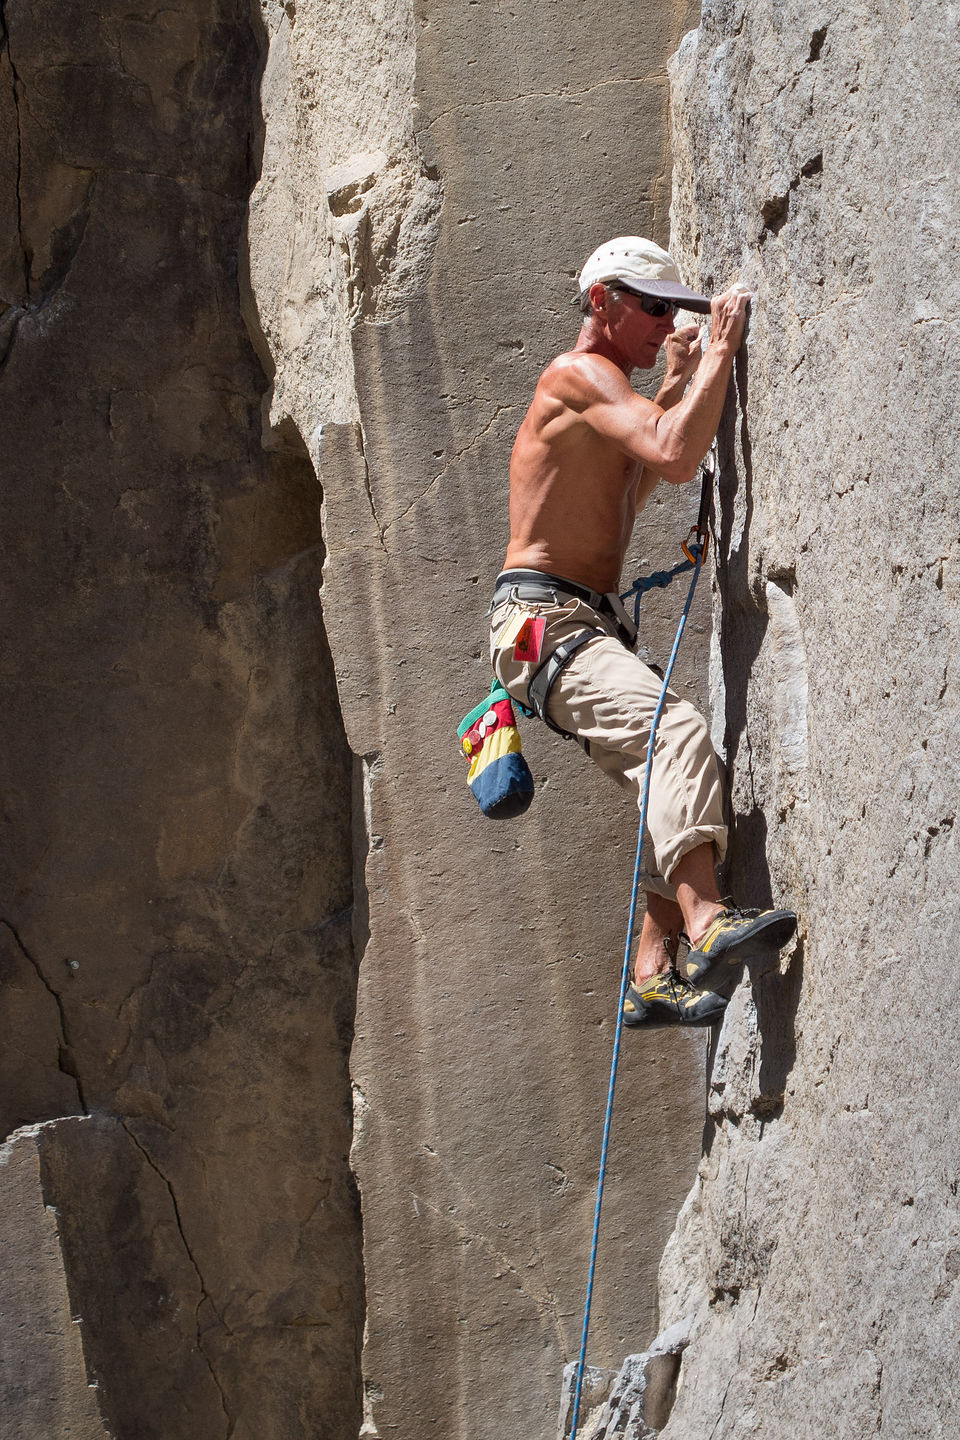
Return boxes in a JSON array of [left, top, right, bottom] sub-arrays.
[[669, 841, 798, 985], [633, 893, 684, 984], [625, 888, 729, 1029], [670, 841, 724, 946]]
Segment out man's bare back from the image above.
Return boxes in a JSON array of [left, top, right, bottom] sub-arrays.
[[503, 279, 750, 594]]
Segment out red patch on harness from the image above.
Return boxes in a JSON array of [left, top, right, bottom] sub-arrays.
[[513, 616, 545, 664]]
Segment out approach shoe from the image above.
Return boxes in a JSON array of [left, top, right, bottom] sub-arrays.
[[682, 905, 797, 986], [622, 970, 728, 1028]]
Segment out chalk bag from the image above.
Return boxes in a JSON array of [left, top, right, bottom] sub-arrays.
[[457, 682, 534, 819]]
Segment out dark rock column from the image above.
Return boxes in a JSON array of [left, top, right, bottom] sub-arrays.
[[0, 3, 363, 1435]]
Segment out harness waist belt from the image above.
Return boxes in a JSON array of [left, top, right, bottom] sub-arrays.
[[491, 568, 637, 646], [492, 567, 607, 611]]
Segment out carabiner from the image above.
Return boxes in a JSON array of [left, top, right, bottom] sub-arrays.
[[681, 527, 704, 566]]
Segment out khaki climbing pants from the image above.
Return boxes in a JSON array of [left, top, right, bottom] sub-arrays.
[[490, 591, 727, 900]]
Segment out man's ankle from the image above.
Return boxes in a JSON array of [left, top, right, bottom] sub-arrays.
[[685, 904, 725, 950], [633, 959, 669, 986]]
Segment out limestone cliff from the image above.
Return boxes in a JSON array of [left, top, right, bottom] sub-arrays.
[[646, 4, 960, 1436], [1, 2, 709, 1438], [12, 3, 951, 1438], [0, 3, 361, 1435]]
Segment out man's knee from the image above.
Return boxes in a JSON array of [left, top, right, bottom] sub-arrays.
[[657, 694, 716, 769]]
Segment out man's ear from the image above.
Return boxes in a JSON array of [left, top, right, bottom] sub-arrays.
[[589, 281, 609, 314]]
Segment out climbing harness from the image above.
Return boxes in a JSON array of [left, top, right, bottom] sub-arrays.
[[487, 569, 638, 737], [567, 446, 715, 1440], [527, 629, 597, 733], [488, 448, 716, 742]]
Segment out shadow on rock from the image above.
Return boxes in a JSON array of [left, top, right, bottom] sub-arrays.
[[751, 935, 804, 1119]]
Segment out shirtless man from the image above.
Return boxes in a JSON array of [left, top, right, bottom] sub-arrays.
[[489, 237, 795, 1027]]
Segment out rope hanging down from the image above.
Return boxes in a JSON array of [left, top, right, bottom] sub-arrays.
[[568, 449, 714, 1440]]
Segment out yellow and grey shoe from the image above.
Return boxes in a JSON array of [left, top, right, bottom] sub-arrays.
[[682, 905, 797, 986], [622, 970, 728, 1028]]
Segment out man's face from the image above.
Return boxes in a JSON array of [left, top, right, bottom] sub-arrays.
[[610, 288, 676, 367]]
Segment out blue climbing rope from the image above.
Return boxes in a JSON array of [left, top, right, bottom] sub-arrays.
[[621, 556, 696, 629], [567, 533, 708, 1440]]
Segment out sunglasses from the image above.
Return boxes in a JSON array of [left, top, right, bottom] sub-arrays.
[[617, 284, 678, 318]]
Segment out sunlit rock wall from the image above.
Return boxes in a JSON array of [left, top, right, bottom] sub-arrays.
[[650, 4, 960, 1436], [246, 3, 709, 1438]]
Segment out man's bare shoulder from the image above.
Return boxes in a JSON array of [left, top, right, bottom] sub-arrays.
[[537, 349, 634, 414]]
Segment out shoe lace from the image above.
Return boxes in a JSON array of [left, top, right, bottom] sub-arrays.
[[680, 900, 763, 951], [663, 966, 689, 1002]]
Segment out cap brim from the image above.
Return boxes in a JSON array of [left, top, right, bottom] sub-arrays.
[[633, 277, 711, 315], [626, 278, 712, 314], [574, 276, 713, 313]]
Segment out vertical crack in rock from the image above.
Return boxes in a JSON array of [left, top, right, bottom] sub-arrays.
[[0, 0, 27, 298], [1, 919, 87, 1117], [120, 1122, 233, 1439], [348, 750, 377, 1405], [356, 420, 387, 551], [0, 0, 27, 370]]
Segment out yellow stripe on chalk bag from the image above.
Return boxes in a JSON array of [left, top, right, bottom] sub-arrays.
[[466, 719, 522, 784]]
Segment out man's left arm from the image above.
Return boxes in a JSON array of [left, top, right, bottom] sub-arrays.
[[634, 324, 704, 503]]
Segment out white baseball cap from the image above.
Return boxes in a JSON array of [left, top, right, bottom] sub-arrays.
[[577, 236, 711, 314]]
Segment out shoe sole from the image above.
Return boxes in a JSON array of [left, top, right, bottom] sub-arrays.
[[684, 911, 796, 985], [622, 988, 727, 1029], [623, 1006, 726, 1029]]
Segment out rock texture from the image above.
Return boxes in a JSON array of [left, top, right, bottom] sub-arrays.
[[556, 1315, 692, 1440], [648, 4, 960, 1436], [245, 2, 710, 1438], [0, 3, 363, 1435], [0, 1124, 109, 1439]]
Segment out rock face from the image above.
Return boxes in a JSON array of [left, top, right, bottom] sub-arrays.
[[246, 3, 708, 1438], [648, 4, 960, 1436], [0, 0, 715, 1435], [0, 1125, 109, 1438], [0, 3, 362, 1435], [15, 0, 929, 1436]]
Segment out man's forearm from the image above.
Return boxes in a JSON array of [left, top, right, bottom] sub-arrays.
[[636, 373, 691, 494], [653, 341, 736, 483], [654, 370, 692, 411]]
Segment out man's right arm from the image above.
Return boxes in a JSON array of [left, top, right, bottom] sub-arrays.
[[568, 289, 750, 484]]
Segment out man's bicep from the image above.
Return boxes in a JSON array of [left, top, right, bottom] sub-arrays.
[[581, 390, 665, 466]]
